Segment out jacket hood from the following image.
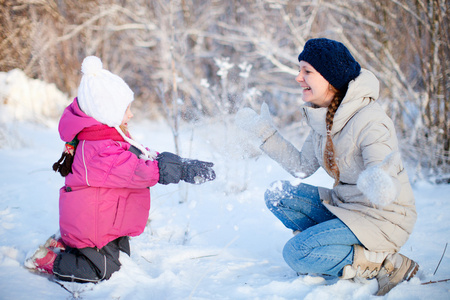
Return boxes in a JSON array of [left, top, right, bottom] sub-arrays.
[[58, 98, 101, 142], [302, 69, 380, 136], [342, 68, 379, 105]]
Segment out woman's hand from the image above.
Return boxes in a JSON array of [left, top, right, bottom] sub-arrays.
[[235, 102, 277, 144], [357, 152, 401, 207]]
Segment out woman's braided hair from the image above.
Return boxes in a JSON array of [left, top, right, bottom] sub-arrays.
[[324, 85, 347, 187]]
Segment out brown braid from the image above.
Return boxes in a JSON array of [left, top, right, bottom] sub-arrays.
[[324, 86, 347, 187]]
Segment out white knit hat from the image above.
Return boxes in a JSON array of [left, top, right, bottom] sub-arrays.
[[77, 56, 156, 160], [77, 56, 134, 127]]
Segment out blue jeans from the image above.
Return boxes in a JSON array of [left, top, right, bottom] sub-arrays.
[[265, 181, 361, 277]]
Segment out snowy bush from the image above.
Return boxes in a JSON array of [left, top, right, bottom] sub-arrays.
[[0, 69, 69, 123], [0, 69, 69, 148]]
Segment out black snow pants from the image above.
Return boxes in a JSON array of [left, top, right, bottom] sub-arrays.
[[52, 236, 130, 283]]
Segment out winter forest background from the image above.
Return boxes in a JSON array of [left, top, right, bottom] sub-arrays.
[[0, 1, 450, 299], [1, 0, 449, 182]]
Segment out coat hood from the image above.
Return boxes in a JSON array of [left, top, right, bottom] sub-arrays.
[[58, 98, 101, 142], [302, 69, 380, 136], [342, 68, 379, 105]]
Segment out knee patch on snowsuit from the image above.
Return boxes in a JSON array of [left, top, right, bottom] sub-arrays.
[[53, 236, 130, 283]]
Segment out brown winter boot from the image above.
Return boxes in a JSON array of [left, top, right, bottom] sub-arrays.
[[376, 253, 419, 296], [341, 245, 389, 280]]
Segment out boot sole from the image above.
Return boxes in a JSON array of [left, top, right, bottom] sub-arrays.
[[405, 260, 419, 281], [376, 259, 419, 296]]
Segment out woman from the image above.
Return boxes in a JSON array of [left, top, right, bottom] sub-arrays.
[[236, 38, 418, 296]]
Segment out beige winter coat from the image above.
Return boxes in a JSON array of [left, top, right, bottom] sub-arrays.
[[261, 69, 416, 252]]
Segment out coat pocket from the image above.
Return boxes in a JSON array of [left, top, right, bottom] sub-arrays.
[[112, 196, 126, 232]]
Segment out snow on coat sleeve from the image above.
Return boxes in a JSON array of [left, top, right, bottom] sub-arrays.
[[72, 140, 160, 189]]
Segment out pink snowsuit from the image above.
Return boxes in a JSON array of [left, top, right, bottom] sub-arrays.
[[58, 99, 160, 249]]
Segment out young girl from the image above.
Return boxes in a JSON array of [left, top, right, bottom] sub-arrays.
[[236, 38, 418, 296], [25, 56, 215, 282]]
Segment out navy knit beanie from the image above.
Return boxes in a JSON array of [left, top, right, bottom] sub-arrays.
[[298, 38, 361, 91]]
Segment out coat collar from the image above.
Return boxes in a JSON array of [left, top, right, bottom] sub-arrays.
[[301, 69, 379, 136]]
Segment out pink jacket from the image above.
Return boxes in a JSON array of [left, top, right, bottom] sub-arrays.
[[58, 99, 160, 249]]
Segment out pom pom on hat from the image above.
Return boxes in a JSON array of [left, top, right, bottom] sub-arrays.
[[81, 56, 103, 75], [298, 38, 361, 90], [77, 56, 134, 127]]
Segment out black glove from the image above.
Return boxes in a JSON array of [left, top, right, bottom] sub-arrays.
[[182, 156, 216, 184], [156, 152, 216, 185]]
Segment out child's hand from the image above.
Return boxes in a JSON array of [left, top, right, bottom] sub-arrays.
[[182, 158, 216, 184], [156, 152, 216, 185]]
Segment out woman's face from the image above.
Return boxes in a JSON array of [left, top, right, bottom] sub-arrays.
[[296, 61, 336, 107], [121, 104, 134, 127]]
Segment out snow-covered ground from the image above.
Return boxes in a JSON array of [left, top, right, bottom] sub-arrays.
[[0, 118, 449, 300], [0, 70, 449, 299]]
